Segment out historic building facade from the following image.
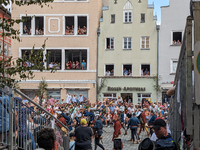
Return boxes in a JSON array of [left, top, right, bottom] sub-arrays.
[[12, 0, 102, 102], [159, 0, 190, 102], [98, 0, 158, 104]]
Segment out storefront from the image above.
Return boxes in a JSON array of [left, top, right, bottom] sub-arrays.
[[99, 77, 157, 104]]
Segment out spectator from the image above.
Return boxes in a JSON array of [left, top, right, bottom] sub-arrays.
[[141, 68, 144, 76], [36, 128, 56, 150], [123, 68, 128, 76], [105, 70, 110, 76], [144, 68, 148, 75], [75, 119, 93, 150], [75, 61, 79, 69], [69, 133, 76, 150], [81, 60, 87, 70]]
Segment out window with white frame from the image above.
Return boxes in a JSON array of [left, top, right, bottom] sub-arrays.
[[171, 60, 178, 73], [35, 16, 44, 35], [105, 65, 114, 76], [141, 64, 150, 76], [172, 32, 182, 45], [137, 93, 151, 103], [123, 64, 132, 76], [106, 38, 114, 49], [103, 93, 117, 100], [4, 43, 7, 56], [48, 90, 61, 100], [47, 50, 62, 70], [123, 37, 132, 49], [65, 49, 87, 70], [123, 11, 132, 23], [65, 0, 87, 1], [141, 36, 150, 49], [65, 16, 88, 35], [21, 49, 44, 70], [22, 16, 32, 35]]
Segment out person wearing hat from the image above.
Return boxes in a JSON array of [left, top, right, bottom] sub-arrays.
[[75, 119, 93, 150], [138, 138, 155, 150], [127, 113, 140, 144], [152, 119, 176, 149], [56, 111, 66, 128]]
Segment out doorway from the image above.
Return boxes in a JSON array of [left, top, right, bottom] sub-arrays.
[[121, 93, 133, 102]]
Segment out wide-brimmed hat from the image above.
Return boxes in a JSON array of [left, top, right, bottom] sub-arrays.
[[138, 138, 155, 150]]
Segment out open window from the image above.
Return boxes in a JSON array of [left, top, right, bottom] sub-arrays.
[[47, 50, 62, 70], [21, 49, 44, 70], [78, 16, 87, 35], [141, 64, 150, 76], [172, 32, 182, 45], [65, 16, 74, 35], [111, 14, 115, 23], [141, 14, 145, 23], [65, 49, 87, 70], [123, 64, 132, 76], [22, 16, 31, 35], [35, 17, 44, 35], [106, 38, 114, 50], [105, 65, 114, 76]]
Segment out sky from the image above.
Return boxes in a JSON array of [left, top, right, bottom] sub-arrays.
[[148, 0, 169, 24]]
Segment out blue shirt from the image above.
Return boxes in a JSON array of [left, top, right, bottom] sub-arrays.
[[149, 115, 157, 124], [109, 106, 115, 113], [81, 62, 87, 69], [127, 117, 140, 129], [93, 120, 103, 135], [120, 113, 124, 123]]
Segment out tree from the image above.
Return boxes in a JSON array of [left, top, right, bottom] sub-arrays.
[[36, 78, 48, 105], [0, 1, 56, 88]]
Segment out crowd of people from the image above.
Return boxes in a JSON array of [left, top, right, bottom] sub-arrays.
[[48, 62, 61, 70], [66, 60, 87, 70], [65, 25, 87, 35], [23, 25, 44, 35], [28, 93, 175, 150], [173, 40, 181, 45]]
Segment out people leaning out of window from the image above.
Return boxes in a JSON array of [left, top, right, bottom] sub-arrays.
[[48, 62, 61, 70], [65, 26, 74, 35], [35, 27, 44, 35], [105, 69, 114, 76], [141, 68, 150, 76], [66, 60, 87, 70], [123, 68, 132, 76], [78, 26, 87, 35], [173, 40, 181, 45], [23, 25, 31, 35]]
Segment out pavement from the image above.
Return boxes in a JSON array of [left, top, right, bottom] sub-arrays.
[[92, 125, 148, 150]]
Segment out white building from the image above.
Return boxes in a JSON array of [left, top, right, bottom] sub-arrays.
[[159, 0, 190, 102]]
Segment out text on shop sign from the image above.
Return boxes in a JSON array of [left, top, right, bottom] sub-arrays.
[[107, 87, 146, 91]]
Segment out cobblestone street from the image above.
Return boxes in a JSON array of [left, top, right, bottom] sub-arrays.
[[92, 126, 147, 150]]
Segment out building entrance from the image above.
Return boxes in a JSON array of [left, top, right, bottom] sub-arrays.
[[121, 93, 132, 102]]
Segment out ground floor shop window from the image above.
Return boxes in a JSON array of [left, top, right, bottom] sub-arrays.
[[137, 93, 151, 103], [67, 90, 88, 99], [103, 93, 117, 100], [121, 93, 132, 102], [48, 90, 61, 100]]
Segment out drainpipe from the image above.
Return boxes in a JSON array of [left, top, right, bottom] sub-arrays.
[[156, 25, 160, 99], [96, 28, 100, 101]]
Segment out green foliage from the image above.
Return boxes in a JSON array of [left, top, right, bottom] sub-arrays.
[[152, 75, 162, 92], [0, 0, 56, 88], [97, 78, 107, 97], [36, 78, 48, 105]]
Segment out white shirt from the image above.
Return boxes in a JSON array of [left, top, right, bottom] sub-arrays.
[[66, 94, 72, 104], [78, 96, 84, 102], [105, 71, 110, 76], [72, 96, 77, 102], [128, 107, 134, 114], [49, 63, 54, 68], [141, 70, 144, 76]]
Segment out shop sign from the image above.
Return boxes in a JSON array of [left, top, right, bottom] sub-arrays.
[[107, 86, 146, 91]]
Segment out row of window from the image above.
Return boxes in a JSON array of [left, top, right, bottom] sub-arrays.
[[103, 93, 151, 103], [110, 12, 145, 24], [106, 37, 150, 50], [0, 41, 11, 57], [22, 15, 88, 36]]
